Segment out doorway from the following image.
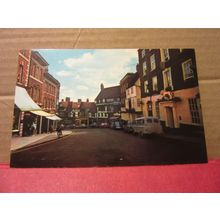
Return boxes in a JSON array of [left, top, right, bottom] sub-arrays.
[[166, 107, 174, 128]]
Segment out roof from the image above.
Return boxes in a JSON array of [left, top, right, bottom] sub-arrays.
[[45, 72, 60, 86], [129, 72, 139, 87], [72, 102, 81, 109], [80, 102, 96, 113], [120, 73, 135, 83], [95, 85, 120, 100], [32, 51, 49, 66]]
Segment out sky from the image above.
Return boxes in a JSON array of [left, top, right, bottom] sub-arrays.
[[37, 49, 138, 102]]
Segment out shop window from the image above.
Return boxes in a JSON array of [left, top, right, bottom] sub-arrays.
[[182, 59, 194, 80], [147, 102, 153, 116], [155, 102, 160, 119], [144, 80, 149, 94], [188, 98, 201, 124]]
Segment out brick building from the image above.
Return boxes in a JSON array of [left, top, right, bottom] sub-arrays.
[[41, 72, 60, 133], [13, 50, 32, 135], [28, 51, 49, 107], [16, 50, 31, 88], [138, 48, 203, 133], [13, 50, 60, 136]]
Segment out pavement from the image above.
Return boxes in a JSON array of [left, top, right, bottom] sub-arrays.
[[11, 130, 73, 151], [10, 128, 207, 168]]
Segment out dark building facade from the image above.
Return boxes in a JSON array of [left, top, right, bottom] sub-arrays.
[[138, 48, 203, 132], [95, 84, 121, 124]]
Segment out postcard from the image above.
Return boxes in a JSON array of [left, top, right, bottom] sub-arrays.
[[10, 49, 207, 167]]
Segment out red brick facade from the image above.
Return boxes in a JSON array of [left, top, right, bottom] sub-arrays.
[[27, 51, 48, 107], [16, 50, 31, 87], [42, 73, 60, 114]]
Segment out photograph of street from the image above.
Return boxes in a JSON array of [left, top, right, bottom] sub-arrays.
[[10, 49, 207, 168]]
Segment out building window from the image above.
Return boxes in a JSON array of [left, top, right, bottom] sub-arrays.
[[137, 98, 141, 107], [18, 64, 24, 83], [143, 61, 147, 75], [163, 49, 170, 61], [103, 99, 105, 103], [105, 106, 107, 111], [147, 102, 153, 116], [188, 98, 201, 124], [131, 87, 133, 94], [141, 49, 145, 58], [155, 102, 160, 118], [144, 80, 149, 94], [152, 76, 158, 91], [182, 59, 194, 80], [150, 54, 156, 71], [163, 68, 173, 90]]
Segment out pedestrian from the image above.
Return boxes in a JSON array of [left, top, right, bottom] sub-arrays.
[[49, 124, 53, 133], [56, 124, 63, 138], [32, 121, 37, 135]]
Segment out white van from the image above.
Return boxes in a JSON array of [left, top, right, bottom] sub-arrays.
[[132, 117, 163, 136]]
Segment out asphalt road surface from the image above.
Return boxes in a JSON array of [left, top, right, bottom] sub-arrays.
[[10, 128, 207, 168]]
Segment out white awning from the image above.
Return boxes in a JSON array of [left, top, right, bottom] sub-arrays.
[[15, 86, 54, 117], [30, 110, 53, 117], [46, 115, 62, 121], [15, 86, 41, 111]]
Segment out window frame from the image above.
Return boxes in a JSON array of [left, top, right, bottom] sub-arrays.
[[143, 61, 147, 76], [163, 67, 173, 90], [152, 76, 158, 91], [150, 54, 156, 71], [182, 59, 194, 80]]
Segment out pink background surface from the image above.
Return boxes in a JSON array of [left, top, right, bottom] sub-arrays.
[[1, 160, 220, 193]]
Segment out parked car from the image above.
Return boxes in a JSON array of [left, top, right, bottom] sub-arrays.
[[123, 121, 133, 133], [90, 122, 98, 128], [100, 122, 109, 128], [132, 117, 163, 136], [110, 121, 122, 130], [64, 124, 75, 129]]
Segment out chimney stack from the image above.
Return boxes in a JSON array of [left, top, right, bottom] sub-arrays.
[[65, 97, 70, 102], [100, 83, 104, 91], [86, 98, 89, 102], [78, 99, 82, 103]]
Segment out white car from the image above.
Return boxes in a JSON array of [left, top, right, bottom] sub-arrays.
[[132, 117, 163, 136]]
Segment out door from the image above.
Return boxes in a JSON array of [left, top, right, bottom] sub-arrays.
[[166, 107, 174, 128]]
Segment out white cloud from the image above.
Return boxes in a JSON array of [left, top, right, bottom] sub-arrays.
[[63, 49, 138, 88], [56, 70, 73, 77], [76, 85, 89, 91], [58, 49, 138, 101]]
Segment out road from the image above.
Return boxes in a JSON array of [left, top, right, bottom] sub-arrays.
[[10, 128, 207, 168]]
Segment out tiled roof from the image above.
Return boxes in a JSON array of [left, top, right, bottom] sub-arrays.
[[80, 102, 95, 109], [59, 101, 80, 109], [95, 85, 120, 100], [72, 102, 81, 109]]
